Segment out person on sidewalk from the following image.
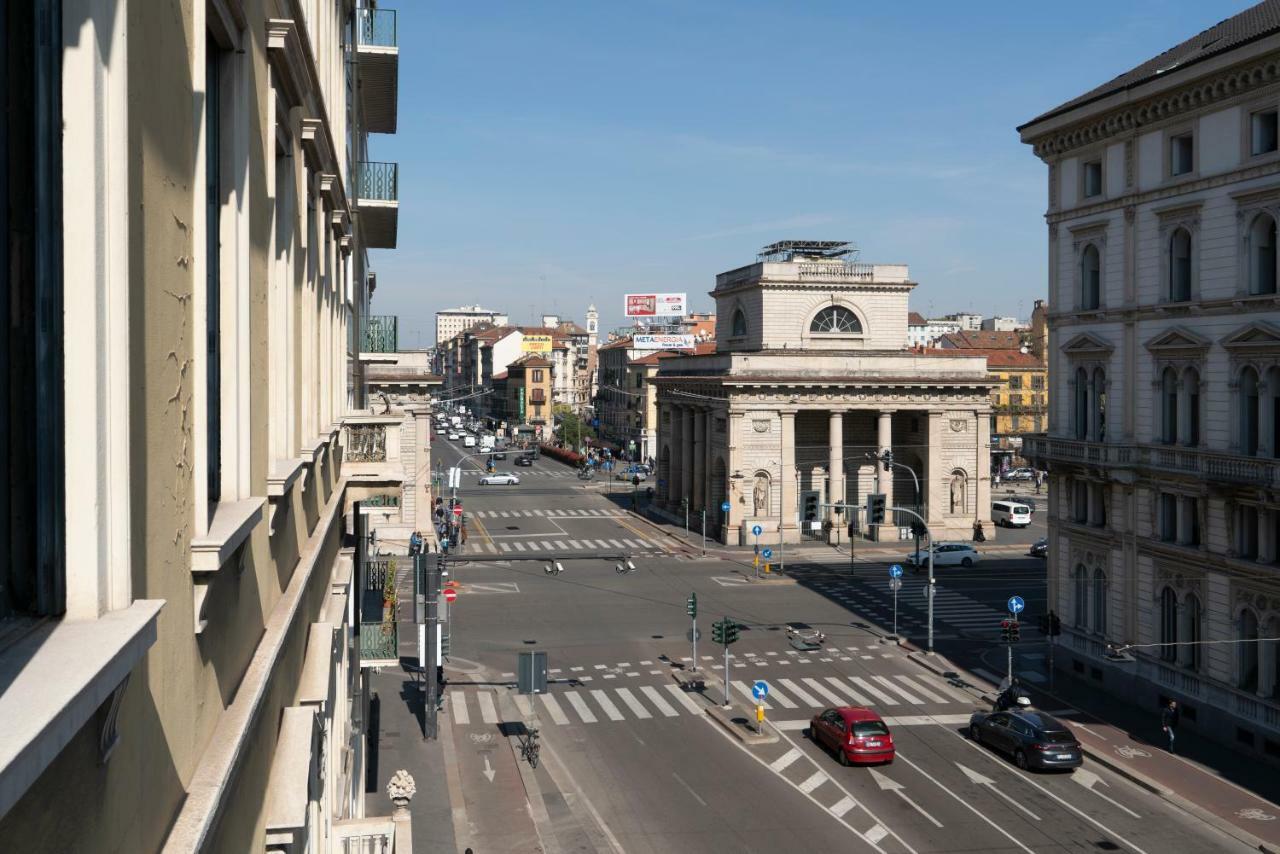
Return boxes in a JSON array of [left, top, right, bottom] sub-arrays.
[[1162, 699, 1179, 752]]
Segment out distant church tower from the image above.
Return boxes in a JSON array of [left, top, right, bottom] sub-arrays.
[[586, 304, 598, 346]]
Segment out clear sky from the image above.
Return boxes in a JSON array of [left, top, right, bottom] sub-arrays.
[[367, 0, 1251, 344]]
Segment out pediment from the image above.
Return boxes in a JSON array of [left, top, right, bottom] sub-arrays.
[[1144, 326, 1211, 355], [1221, 321, 1280, 352], [1061, 332, 1114, 356]]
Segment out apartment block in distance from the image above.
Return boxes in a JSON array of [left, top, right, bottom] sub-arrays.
[[1021, 0, 1280, 760], [0, 1, 413, 851]]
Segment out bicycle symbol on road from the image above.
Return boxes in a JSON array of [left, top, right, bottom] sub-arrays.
[[1237, 808, 1277, 821], [1114, 745, 1151, 759]]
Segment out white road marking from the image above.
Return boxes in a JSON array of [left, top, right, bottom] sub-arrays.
[[765, 686, 798, 709], [1072, 768, 1142, 818], [874, 675, 923, 704], [609, 539, 626, 548], [954, 762, 1041, 821], [614, 687, 653, 719], [734, 682, 771, 709], [892, 675, 948, 704], [802, 678, 848, 706], [450, 691, 470, 725], [477, 692, 499, 724], [540, 540, 554, 550], [640, 685, 679, 717], [868, 767, 943, 828], [485, 543, 497, 553], [896, 752, 1032, 853], [499, 511, 510, 518], [798, 771, 828, 794], [565, 692, 597, 724], [513, 695, 533, 717], [499, 542, 512, 553], [554, 540, 568, 550], [664, 684, 704, 714], [770, 748, 803, 772], [524, 510, 535, 517], [567, 540, 583, 549], [830, 678, 872, 705], [865, 825, 888, 844], [538, 694, 571, 726], [829, 796, 856, 818], [590, 689, 625, 721], [513, 541, 528, 552], [778, 678, 821, 706]]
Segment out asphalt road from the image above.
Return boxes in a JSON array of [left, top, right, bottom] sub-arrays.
[[430, 434, 1246, 854]]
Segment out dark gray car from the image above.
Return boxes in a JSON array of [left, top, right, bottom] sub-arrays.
[[968, 710, 1082, 771]]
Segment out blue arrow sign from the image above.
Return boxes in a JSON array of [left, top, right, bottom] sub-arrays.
[[889, 564, 903, 579], [721, 501, 731, 513], [1008, 595, 1026, 614], [752, 680, 770, 701], [751, 524, 763, 537], [762, 548, 773, 560]]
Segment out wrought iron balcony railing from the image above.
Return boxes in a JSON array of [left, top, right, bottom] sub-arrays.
[[356, 161, 399, 202], [360, 621, 399, 663], [356, 7, 397, 48], [362, 314, 398, 352]]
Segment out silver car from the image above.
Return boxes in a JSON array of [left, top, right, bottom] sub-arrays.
[[478, 472, 520, 486]]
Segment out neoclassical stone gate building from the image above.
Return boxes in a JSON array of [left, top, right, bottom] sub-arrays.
[[653, 242, 995, 545]]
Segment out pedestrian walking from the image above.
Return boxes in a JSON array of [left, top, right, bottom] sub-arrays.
[[1161, 699, 1179, 752]]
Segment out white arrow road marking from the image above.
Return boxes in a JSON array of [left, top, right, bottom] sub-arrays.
[[867, 768, 943, 827], [482, 756, 495, 783], [954, 762, 1041, 821], [1072, 767, 1142, 818], [895, 754, 1034, 853]]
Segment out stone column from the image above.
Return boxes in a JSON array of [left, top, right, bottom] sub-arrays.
[[877, 410, 895, 509], [726, 411, 744, 543], [692, 409, 707, 511], [655, 403, 669, 504], [1260, 638, 1278, 698], [828, 412, 844, 520], [976, 409, 993, 531], [680, 408, 695, 514], [780, 410, 797, 540], [925, 410, 945, 527], [668, 404, 684, 510], [1263, 383, 1275, 457]]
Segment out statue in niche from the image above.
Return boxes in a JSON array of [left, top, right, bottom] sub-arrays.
[[949, 472, 967, 514], [753, 475, 770, 515]]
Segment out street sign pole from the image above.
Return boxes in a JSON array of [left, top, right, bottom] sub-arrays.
[[701, 509, 706, 556], [723, 622, 731, 707], [1007, 595, 1026, 686], [692, 612, 697, 673], [1007, 609, 1015, 685]]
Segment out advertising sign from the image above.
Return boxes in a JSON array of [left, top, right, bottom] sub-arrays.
[[518, 386, 526, 423], [624, 292, 687, 317], [633, 334, 695, 350], [521, 334, 553, 353]]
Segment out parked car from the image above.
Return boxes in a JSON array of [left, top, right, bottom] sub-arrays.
[[616, 464, 648, 481], [904, 542, 981, 567], [968, 709, 1082, 771], [478, 472, 520, 486], [491, 450, 507, 460], [1003, 467, 1036, 482], [514, 455, 535, 467], [1029, 538, 1048, 558], [447, 432, 460, 441], [785, 622, 826, 644], [807, 707, 895, 766], [992, 500, 1033, 528]]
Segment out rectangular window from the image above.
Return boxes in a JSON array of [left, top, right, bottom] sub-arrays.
[[1032, 375, 1044, 390], [1170, 134, 1194, 176], [206, 39, 223, 505], [1159, 493, 1178, 541], [1008, 375, 1022, 390], [1253, 109, 1279, 155], [532, 369, 543, 382], [1238, 505, 1260, 560], [1083, 160, 1103, 197]]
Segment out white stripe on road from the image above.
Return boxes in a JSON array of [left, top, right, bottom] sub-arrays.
[[540, 540, 555, 550], [565, 692, 597, 723], [524, 510, 535, 517], [553, 540, 568, 550], [513, 541, 527, 552], [595, 539, 613, 549], [664, 684, 704, 715], [875, 675, 923, 704], [798, 771, 828, 794], [485, 543, 497, 553], [538, 694, 571, 726], [892, 675, 948, 704], [499, 511, 510, 518], [829, 796, 856, 818], [533, 509, 546, 515], [851, 676, 899, 706], [477, 692, 499, 724], [640, 685, 679, 717], [567, 540, 582, 549], [499, 543, 512, 553], [450, 691, 470, 725], [778, 678, 821, 706], [802, 678, 848, 707], [608, 539, 626, 549], [865, 825, 889, 844], [765, 686, 798, 709], [770, 748, 803, 772], [614, 687, 653, 719], [829, 678, 871, 705], [513, 695, 533, 717], [589, 690, 625, 721]]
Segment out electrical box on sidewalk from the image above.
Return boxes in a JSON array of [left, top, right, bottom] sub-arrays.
[[518, 651, 548, 694]]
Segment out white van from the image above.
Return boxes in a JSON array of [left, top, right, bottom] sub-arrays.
[[463, 435, 476, 448], [992, 500, 1032, 528]]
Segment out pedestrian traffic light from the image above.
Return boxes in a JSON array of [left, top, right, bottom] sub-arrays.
[[687, 592, 697, 619], [1009, 620, 1021, 642], [1001, 619, 1012, 642], [724, 620, 739, 645], [1038, 614, 1050, 635], [441, 633, 452, 657], [882, 451, 893, 473], [711, 619, 725, 644], [867, 493, 887, 525], [1049, 611, 1062, 637]]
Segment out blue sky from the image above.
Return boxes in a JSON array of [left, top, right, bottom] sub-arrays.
[[367, 0, 1250, 344]]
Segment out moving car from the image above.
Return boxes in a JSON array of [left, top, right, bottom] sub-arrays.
[[514, 455, 535, 467], [785, 622, 826, 644], [968, 709, 1082, 771], [1029, 537, 1048, 558], [463, 435, 476, 448], [1003, 467, 1036, 482], [992, 500, 1033, 528], [615, 464, 648, 481], [478, 472, 520, 486], [807, 707, 895, 766], [491, 450, 507, 460], [447, 432, 460, 441], [904, 542, 981, 568]]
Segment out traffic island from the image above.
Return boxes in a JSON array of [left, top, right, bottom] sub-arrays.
[[705, 703, 780, 745]]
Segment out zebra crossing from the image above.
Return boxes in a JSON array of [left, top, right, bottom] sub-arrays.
[[469, 536, 671, 555], [469, 507, 633, 519], [447, 669, 975, 730], [805, 575, 1016, 639], [458, 468, 594, 480]]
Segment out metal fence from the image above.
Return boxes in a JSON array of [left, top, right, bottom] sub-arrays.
[[356, 7, 397, 48], [357, 161, 399, 202], [362, 315, 398, 352], [360, 621, 399, 662]]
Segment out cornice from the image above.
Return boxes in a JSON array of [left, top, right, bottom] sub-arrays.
[[266, 19, 307, 109]]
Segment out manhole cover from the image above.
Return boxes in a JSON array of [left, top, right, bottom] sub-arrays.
[[652, 635, 664, 640], [506, 526, 520, 531], [523, 639, 537, 645]]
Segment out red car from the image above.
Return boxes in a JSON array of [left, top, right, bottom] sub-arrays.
[[807, 706, 895, 766]]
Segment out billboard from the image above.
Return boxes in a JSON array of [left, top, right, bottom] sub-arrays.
[[624, 292, 687, 317], [634, 334, 695, 351], [521, 334, 553, 353]]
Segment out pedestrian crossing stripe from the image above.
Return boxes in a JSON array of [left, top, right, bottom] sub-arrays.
[[475, 538, 670, 554]]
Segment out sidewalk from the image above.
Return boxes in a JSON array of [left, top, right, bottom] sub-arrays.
[[909, 651, 1280, 853]]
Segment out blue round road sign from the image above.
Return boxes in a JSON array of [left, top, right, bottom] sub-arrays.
[[721, 501, 731, 513], [889, 564, 903, 578], [752, 680, 770, 701], [1008, 595, 1026, 614], [762, 548, 773, 559], [751, 524, 763, 537]]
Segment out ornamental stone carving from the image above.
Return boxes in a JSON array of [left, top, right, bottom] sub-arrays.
[[950, 419, 968, 432], [753, 419, 771, 433]]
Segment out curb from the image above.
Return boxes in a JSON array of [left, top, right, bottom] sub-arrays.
[[704, 703, 780, 745]]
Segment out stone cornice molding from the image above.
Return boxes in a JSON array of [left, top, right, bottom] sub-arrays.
[[266, 19, 307, 109], [300, 118, 334, 173], [1028, 54, 1280, 160]]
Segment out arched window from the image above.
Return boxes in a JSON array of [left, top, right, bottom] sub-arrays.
[[1168, 228, 1192, 301], [1183, 594, 1202, 671], [1182, 367, 1200, 446], [1250, 213, 1278, 295], [1092, 568, 1107, 635], [1239, 609, 1261, 691], [1160, 588, 1179, 662], [809, 306, 862, 334], [1080, 244, 1101, 310], [1161, 367, 1179, 444], [1074, 368, 1088, 440], [1073, 564, 1088, 627], [1091, 367, 1107, 441], [1240, 366, 1261, 455], [731, 308, 747, 337]]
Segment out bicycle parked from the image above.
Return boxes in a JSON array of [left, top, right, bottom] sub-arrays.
[[521, 727, 541, 768]]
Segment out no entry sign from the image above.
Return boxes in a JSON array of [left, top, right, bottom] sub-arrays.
[[452, 505, 463, 517], [443, 589, 457, 603]]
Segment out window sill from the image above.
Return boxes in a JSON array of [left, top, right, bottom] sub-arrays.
[[267, 457, 307, 499], [0, 599, 164, 818], [190, 497, 266, 633]]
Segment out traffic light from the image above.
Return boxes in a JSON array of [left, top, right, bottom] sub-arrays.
[[867, 493, 887, 525], [1038, 614, 1050, 635], [882, 450, 894, 473], [441, 633, 452, 657], [1049, 611, 1062, 637], [711, 619, 725, 644], [724, 620, 739, 645], [1001, 619, 1012, 642], [1009, 620, 1021, 642], [687, 592, 697, 619]]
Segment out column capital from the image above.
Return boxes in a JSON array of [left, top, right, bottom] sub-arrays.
[[778, 408, 798, 418]]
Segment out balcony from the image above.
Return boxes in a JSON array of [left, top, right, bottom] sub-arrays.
[[363, 315, 399, 353], [356, 8, 398, 134], [1027, 435, 1280, 488], [356, 162, 398, 249], [360, 621, 400, 667]]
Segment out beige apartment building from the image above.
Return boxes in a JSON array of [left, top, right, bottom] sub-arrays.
[[0, 1, 411, 851], [1022, 1, 1280, 759]]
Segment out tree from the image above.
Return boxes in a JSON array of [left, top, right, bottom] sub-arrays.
[[554, 405, 595, 445]]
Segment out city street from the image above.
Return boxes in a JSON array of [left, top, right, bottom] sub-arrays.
[[418, 440, 1248, 853]]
